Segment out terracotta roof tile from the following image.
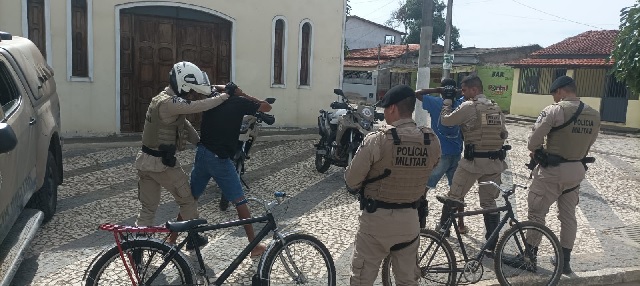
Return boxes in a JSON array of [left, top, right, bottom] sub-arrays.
[[505, 30, 618, 67], [344, 44, 421, 68], [344, 58, 392, 68], [347, 44, 421, 59], [506, 58, 612, 67], [532, 30, 618, 56]]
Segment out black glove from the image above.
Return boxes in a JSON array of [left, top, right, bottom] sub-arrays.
[[225, 82, 238, 96], [441, 84, 457, 101]]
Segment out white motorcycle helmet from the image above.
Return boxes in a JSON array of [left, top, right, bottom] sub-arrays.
[[169, 61, 212, 96]]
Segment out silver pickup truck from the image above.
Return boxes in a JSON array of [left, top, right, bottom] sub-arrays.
[[0, 32, 63, 285]]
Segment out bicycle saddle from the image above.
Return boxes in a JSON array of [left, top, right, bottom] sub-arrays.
[[435, 195, 466, 208], [166, 218, 208, 232]]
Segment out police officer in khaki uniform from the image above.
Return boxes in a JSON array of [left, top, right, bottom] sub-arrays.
[[346, 85, 441, 285], [439, 75, 508, 254], [135, 61, 229, 248], [504, 76, 600, 274]]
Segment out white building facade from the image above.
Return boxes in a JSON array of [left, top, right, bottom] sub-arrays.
[[345, 15, 403, 50], [1, 0, 346, 136]]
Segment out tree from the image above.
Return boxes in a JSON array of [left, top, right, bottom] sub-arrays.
[[386, 0, 462, 49], [611, 1, 640, 94]]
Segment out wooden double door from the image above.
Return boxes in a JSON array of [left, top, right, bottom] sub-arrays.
[[120, 13, 231, 132]]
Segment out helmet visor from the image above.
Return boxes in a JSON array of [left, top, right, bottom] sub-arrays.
[[201, 71, 210, 86]]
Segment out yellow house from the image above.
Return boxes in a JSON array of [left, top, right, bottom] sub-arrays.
[[507, 30, 640, 129], [0, 0, 346, 136]]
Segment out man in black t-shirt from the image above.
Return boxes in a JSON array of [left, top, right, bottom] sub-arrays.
[[190, 83, 272, 257]]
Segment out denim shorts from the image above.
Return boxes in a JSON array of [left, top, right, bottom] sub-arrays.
[[426, 153, 461, 189], [190, 144, 245, 202]]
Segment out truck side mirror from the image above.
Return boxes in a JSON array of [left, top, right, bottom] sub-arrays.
[[333, 89, 344, 96], [0, 123, 18, 154]]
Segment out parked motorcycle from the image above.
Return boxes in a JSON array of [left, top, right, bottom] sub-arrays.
[[220, 98, 276, 211], [314, 89, 384, 173]]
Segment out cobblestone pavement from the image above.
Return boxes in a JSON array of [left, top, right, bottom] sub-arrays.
[[11, 123, 640, 285]]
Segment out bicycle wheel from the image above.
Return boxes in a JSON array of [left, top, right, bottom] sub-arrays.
[[85, 238, 193, 286], [494, 221, 563, 286], [259, 233, 336, 285], [381, 229, 456, 286]]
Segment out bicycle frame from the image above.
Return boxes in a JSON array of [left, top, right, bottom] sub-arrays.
[[187, 213, 277, 285], [100, 213, 280, 286], [440, 186, 530, 271]]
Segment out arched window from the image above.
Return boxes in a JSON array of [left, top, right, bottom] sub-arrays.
[[66, 0, 93, 80], [272, 17, 287, 86], [299, 21, 312, 87]]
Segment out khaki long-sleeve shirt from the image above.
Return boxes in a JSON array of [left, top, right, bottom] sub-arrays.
[[135, 87, 229, 172]]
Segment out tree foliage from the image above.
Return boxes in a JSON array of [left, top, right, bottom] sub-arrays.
[[611, 1, 640, 94], [386, 0, 462, 49]]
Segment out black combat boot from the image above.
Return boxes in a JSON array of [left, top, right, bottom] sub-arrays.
[[562, 247, 573, 274], [552, 247, 573, 274], [483, 213, 500, 257], [502, 243, 538, 272]]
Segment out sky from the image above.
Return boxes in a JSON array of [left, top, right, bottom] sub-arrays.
[[349, 0, 636, 48]]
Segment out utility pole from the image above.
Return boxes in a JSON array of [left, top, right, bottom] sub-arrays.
[[413, 0, 434, 127], [443, 0, 454, 79]]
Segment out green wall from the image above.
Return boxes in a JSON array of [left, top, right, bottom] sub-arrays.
[[476, 66, 514, 112]]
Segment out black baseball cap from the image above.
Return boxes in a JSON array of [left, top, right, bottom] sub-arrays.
[[378, 85, 414, 108], [549, 76, 574, 93]]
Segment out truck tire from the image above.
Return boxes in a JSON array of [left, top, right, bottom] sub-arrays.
[[26, 151, 58, 223]]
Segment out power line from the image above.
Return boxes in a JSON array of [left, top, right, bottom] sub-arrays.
[[510, 0, 604, 29], [360, 0, 398, 18]]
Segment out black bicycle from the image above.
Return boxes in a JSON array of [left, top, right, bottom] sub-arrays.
[[381, 182, 564, 286], [84, 192, 336, 285]]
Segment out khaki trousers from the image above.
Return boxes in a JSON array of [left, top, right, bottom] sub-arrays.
[[350, 208, 420, 286], [135, 167, 198, 226], [447, 166, 501, 209], [526, 162, 584, 249]]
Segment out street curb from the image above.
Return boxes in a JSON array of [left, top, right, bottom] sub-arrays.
[[475, 267, 640, 286]]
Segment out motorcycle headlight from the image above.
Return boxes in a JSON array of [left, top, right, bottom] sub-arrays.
[[359, 119, 372, 130]]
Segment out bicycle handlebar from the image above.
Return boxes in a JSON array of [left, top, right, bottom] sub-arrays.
[[247, 192, 287, 213]]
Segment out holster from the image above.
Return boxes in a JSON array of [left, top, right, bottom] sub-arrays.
[[532, 148, 549, 168], [418, 196, 428, 228], [581, 157, 596, 171], [359, 196, 378, 213], [463, 144, 475, 160], [158, 144, 177, 167]]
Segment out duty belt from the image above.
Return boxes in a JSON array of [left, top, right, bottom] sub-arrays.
[[464, 144, 510, 161], [142, 145, 164, 157], [472, 150, 504, 159], [361, 198, 420, 213]]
